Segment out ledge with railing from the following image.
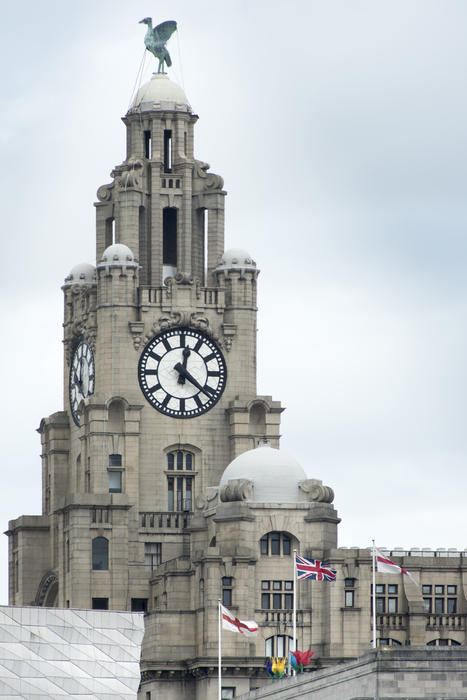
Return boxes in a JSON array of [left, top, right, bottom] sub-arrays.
[[426, 614, 465, 630], [140, 511, 191, 530], [374, 614, 408, 630]]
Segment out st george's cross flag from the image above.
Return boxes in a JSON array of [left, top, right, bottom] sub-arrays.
[[295, 554, 337, 582], [374, 548, 418, 585], [220, 604, 259, 636]]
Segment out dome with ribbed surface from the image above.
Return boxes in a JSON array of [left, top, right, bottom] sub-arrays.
[[216, 248, 257, 270], [98, 244, 137, 268], [219, 444, 307, 503], [64, 263, 96, 286]]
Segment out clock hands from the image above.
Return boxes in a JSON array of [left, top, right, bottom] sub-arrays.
[[177, 347, 191, 385], [173, 360, 214, 397]]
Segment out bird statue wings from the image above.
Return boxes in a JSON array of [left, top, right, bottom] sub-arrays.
[[139, 18, 178, 73]]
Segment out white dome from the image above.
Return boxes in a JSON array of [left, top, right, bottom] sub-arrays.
[[64, 263, 96, 286], [98, 244, 137, 268], [129, 73, 191, 113], [220, 444, 307, 504], [216, 248, 257, 270]]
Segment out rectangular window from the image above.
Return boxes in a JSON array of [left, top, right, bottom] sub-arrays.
[[185, 477, 193, 511], [388, 597, 398, 614], [168, 477, 174, 511], [276, 636, 286, 657], [376, 597, 385, 613], [109, 454, 122, 467], [447, 585, 457, 595], [344, 578, 355, 588], [422, 585, 432, 594], [424, 598, 432, 613], [273, 581, 282, 591], [177, 476, 183, 511], [145, 543, 162, 571], [92, 598, 109, 610], [435, 585, 444, 595], [144, 130, 152, 159], [222, 588, 232, 607], [177, 451, 183, 470], [345, 590, 354, 607], [164, 130, 172, 172], [108, 470, 122, 493], [447, 598, 457, 613], [284, 594, 293, 610], [282, 535, 291, 555], [387, 584, 398, 594], [261, 593, 270, 609], [260, 536, 268, 555], [284, 581, 293, 591], [131, 598, 148, 612], [261, 581, 270, 590], [221, 689, 235, 700], [434, 598, 444, 613], [271, 532, 280, 555], [375, 584, 385, 594], [167, 453, 174, 470], [272, 594, 281, 609]]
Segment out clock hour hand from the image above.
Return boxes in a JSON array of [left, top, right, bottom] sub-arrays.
[[177, 347, 191, 385], [173, 362, 214, 397]]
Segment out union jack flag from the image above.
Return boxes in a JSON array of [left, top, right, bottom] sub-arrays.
[[295, 554, 337, 582]]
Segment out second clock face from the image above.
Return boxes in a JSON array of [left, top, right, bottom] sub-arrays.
[[138, 328, 227, 418], [69, 339, 95, 426]]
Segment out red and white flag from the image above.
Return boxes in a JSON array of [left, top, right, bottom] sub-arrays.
[[374, 548, 418, 586], [220, 604, 259, 636]]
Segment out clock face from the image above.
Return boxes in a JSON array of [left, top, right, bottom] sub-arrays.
[[69, 339, 95, 426], [138, 327, 227, 418]]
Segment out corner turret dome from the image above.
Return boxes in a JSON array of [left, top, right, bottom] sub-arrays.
[[216, 248, 257, 270], [98, 244, 138, 268], [129, 73, 191, 113], [64, 263, 96, 286], [219, 443, 307, 504]]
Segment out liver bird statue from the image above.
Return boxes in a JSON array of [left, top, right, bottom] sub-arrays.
[[139, 18, 177, 73]]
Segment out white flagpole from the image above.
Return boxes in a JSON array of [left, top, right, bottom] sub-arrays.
[[292, 548, 297, 674], [372, 540, 376, 649], [218, 599, 222, 700]]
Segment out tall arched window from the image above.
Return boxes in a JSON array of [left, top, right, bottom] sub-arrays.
[[265, 635, 293, 658], [167, 450, 194, 511], [260, 532, 291, 556], [92, 537, 109, 570]]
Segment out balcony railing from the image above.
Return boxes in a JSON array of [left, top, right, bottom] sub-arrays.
[[375, 614, 407, 630], [140, 511, 191, 530], [426, 614, 465, 630]]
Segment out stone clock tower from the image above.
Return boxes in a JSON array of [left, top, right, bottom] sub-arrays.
[[7, 70, 282, 612]]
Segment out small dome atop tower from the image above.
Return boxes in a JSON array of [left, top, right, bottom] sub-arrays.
[[98, 244, 138, 268], [64, 263, 96, 286], [129, 73, 191, 113], [219, 443, 307, 504], [216, 248, 257, 270]]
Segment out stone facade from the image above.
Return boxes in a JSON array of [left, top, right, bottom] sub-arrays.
[[6, 65, 467, 700], [237, 647, 467, 699]]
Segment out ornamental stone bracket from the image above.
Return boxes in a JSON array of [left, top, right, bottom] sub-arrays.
[[299, 478, 334, 503], [219, 479, 253, 503], [220, 323, 237, 352], [129, 321, 145, 351]]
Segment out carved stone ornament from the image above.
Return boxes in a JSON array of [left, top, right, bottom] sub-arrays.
[[129, 321, 145, 350], [192, 160, 224, 192], [195, 486, 219, 511], [220, 479, 254, 503], [111, 156, 144, 190], [299, 479, 334, 503], [96, 182, 114, 202]]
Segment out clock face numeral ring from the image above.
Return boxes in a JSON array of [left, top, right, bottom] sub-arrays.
[[138, 327, 227, 418], [69, 339, 95, 427]]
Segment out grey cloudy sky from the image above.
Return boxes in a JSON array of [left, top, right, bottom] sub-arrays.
[[1, 1, 467, 604]]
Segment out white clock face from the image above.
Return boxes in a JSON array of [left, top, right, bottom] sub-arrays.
[[138, 328, 227, 418], [69, 340, 95, 426]]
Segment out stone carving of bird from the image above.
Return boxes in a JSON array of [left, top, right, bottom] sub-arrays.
[[139, 18, 177, 73]]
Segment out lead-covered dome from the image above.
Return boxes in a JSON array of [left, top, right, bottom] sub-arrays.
[[219, 444, 307, 504], [64, 263, 96, 286], [98, 244, 137, 268], [129, 73, 191, 113], [216, 248, 257, 270]]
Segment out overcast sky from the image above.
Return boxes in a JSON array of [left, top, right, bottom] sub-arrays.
[[1, 1, 467, 604]]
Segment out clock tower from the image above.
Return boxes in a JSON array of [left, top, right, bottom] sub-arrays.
[[7, 68, 283, 612]]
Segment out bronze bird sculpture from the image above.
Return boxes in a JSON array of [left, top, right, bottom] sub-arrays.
[[139, 18, 177, 73]]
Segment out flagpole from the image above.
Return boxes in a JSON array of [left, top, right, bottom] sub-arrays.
[[292, 548, 297, 674], [218, 598, 222, 700], [372, 540, 376, 649]]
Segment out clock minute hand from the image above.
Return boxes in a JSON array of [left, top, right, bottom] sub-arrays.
[[173, 363, 214, 397]]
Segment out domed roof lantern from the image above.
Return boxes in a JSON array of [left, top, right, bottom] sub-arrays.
[[215, 248, 257, 271], [63, 263, 96, 286]]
